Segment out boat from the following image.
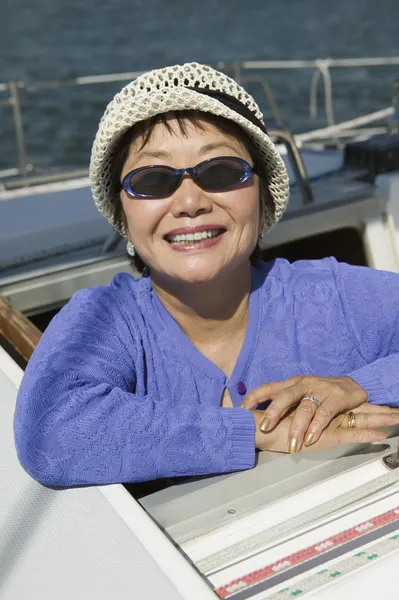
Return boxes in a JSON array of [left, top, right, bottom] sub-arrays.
[[2, 57, 399, 598]]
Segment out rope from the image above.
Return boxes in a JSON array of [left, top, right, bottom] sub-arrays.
[[215, 506, 399, 598], [266, 534, 399, 600], [196, 467, 399, 575]]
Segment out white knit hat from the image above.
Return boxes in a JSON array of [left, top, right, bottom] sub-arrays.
[[90, 62, 289, 235]]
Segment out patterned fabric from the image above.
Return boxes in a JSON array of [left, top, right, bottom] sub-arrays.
[[89, 62, 289, 235], [13, 258, 399, 486]]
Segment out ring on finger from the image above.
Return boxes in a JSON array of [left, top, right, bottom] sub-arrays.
[[347, 412, 356, 429], [302, 395, 321, 408]]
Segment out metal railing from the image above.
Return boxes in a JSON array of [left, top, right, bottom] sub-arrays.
[[1, 56, 398, 179], [221, 57, 399, 126]]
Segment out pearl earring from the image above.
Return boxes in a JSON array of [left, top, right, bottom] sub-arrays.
[[127, 241, 135, 256]]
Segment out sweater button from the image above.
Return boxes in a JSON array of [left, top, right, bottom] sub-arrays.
[[236, 381, 246, 395]]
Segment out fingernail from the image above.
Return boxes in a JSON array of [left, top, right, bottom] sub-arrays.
[[289, 438, 298, 454], [305, 433, 314, 446], [260, 416, 271, 432]]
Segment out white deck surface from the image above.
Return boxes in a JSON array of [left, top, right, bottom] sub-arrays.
[[0, 345, 214, 600]]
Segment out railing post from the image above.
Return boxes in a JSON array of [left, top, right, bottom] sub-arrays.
[[309, 68, 321, 119], [233, 61, 242, 84], [314, 60, 335, 126], [8, 81, 29, 176], [269, 128, 313, 204]]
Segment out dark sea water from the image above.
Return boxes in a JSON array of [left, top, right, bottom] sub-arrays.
[[1, 0, 399, 170]]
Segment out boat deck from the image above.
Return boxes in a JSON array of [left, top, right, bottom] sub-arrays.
[[0, 345, 213, 600]]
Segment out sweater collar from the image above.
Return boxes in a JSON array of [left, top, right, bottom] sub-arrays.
[[151, 265, 263, 382]]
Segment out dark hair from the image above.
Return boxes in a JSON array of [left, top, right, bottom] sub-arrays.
[[109, 110, 273, 273]]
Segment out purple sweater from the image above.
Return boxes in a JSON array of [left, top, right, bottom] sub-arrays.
[[14, 258, 399, 486]]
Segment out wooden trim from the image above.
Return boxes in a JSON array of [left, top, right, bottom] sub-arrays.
[[0, 296, 41, 361]]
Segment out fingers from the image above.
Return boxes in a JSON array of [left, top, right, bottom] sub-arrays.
[[300, 425, 388, 454], [339, 411, 399, 430], [352, 403, 399, 416], [299, 396, 353, 448], [336, 427, 388, 446], [242, 380, 342, 451], [259, 383, 309, 435], [287, 396, 323, 452], [303, 405, 399, 449], [300, 411, 399, 454], [240, 377, 382, 454], [239, 379, 300, 411]]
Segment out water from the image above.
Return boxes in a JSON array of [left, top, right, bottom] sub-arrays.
[[1, 0, 399, 171]]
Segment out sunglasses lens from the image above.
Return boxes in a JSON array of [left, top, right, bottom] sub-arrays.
[[129, 167, 177, 197], [197, 158, 246, 190]]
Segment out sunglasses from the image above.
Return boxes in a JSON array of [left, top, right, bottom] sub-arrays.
[[121, 156, 256, 199]]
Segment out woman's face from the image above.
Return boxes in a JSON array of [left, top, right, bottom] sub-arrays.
[[120, 117, 262, 285]]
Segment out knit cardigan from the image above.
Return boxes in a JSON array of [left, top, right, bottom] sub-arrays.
[[14, 257, 399, 486]]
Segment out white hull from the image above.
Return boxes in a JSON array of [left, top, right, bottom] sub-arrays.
[[3, 343, 399, 599]]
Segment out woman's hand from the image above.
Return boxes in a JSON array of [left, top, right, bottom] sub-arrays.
[[251, 402, 399, 453], [240, 375, 374, 452]]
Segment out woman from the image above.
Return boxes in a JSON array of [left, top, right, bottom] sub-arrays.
[[14, 62, 399, 487]]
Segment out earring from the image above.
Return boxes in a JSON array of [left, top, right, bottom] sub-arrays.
[[127, 241, 135, 256]]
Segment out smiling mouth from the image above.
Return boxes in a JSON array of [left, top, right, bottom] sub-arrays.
[[165, 228, 225, 245]]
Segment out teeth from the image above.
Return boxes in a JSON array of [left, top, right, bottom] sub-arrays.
[[167, 229, 222, 244]]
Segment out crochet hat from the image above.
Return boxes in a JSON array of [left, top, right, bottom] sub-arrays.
[[89, 62, 290, 235]]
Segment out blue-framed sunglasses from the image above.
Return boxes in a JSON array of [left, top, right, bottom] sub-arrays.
[[121, 156, 256, 199]]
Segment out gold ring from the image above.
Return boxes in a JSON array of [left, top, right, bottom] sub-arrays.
[[347, 412, 356, 429]]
